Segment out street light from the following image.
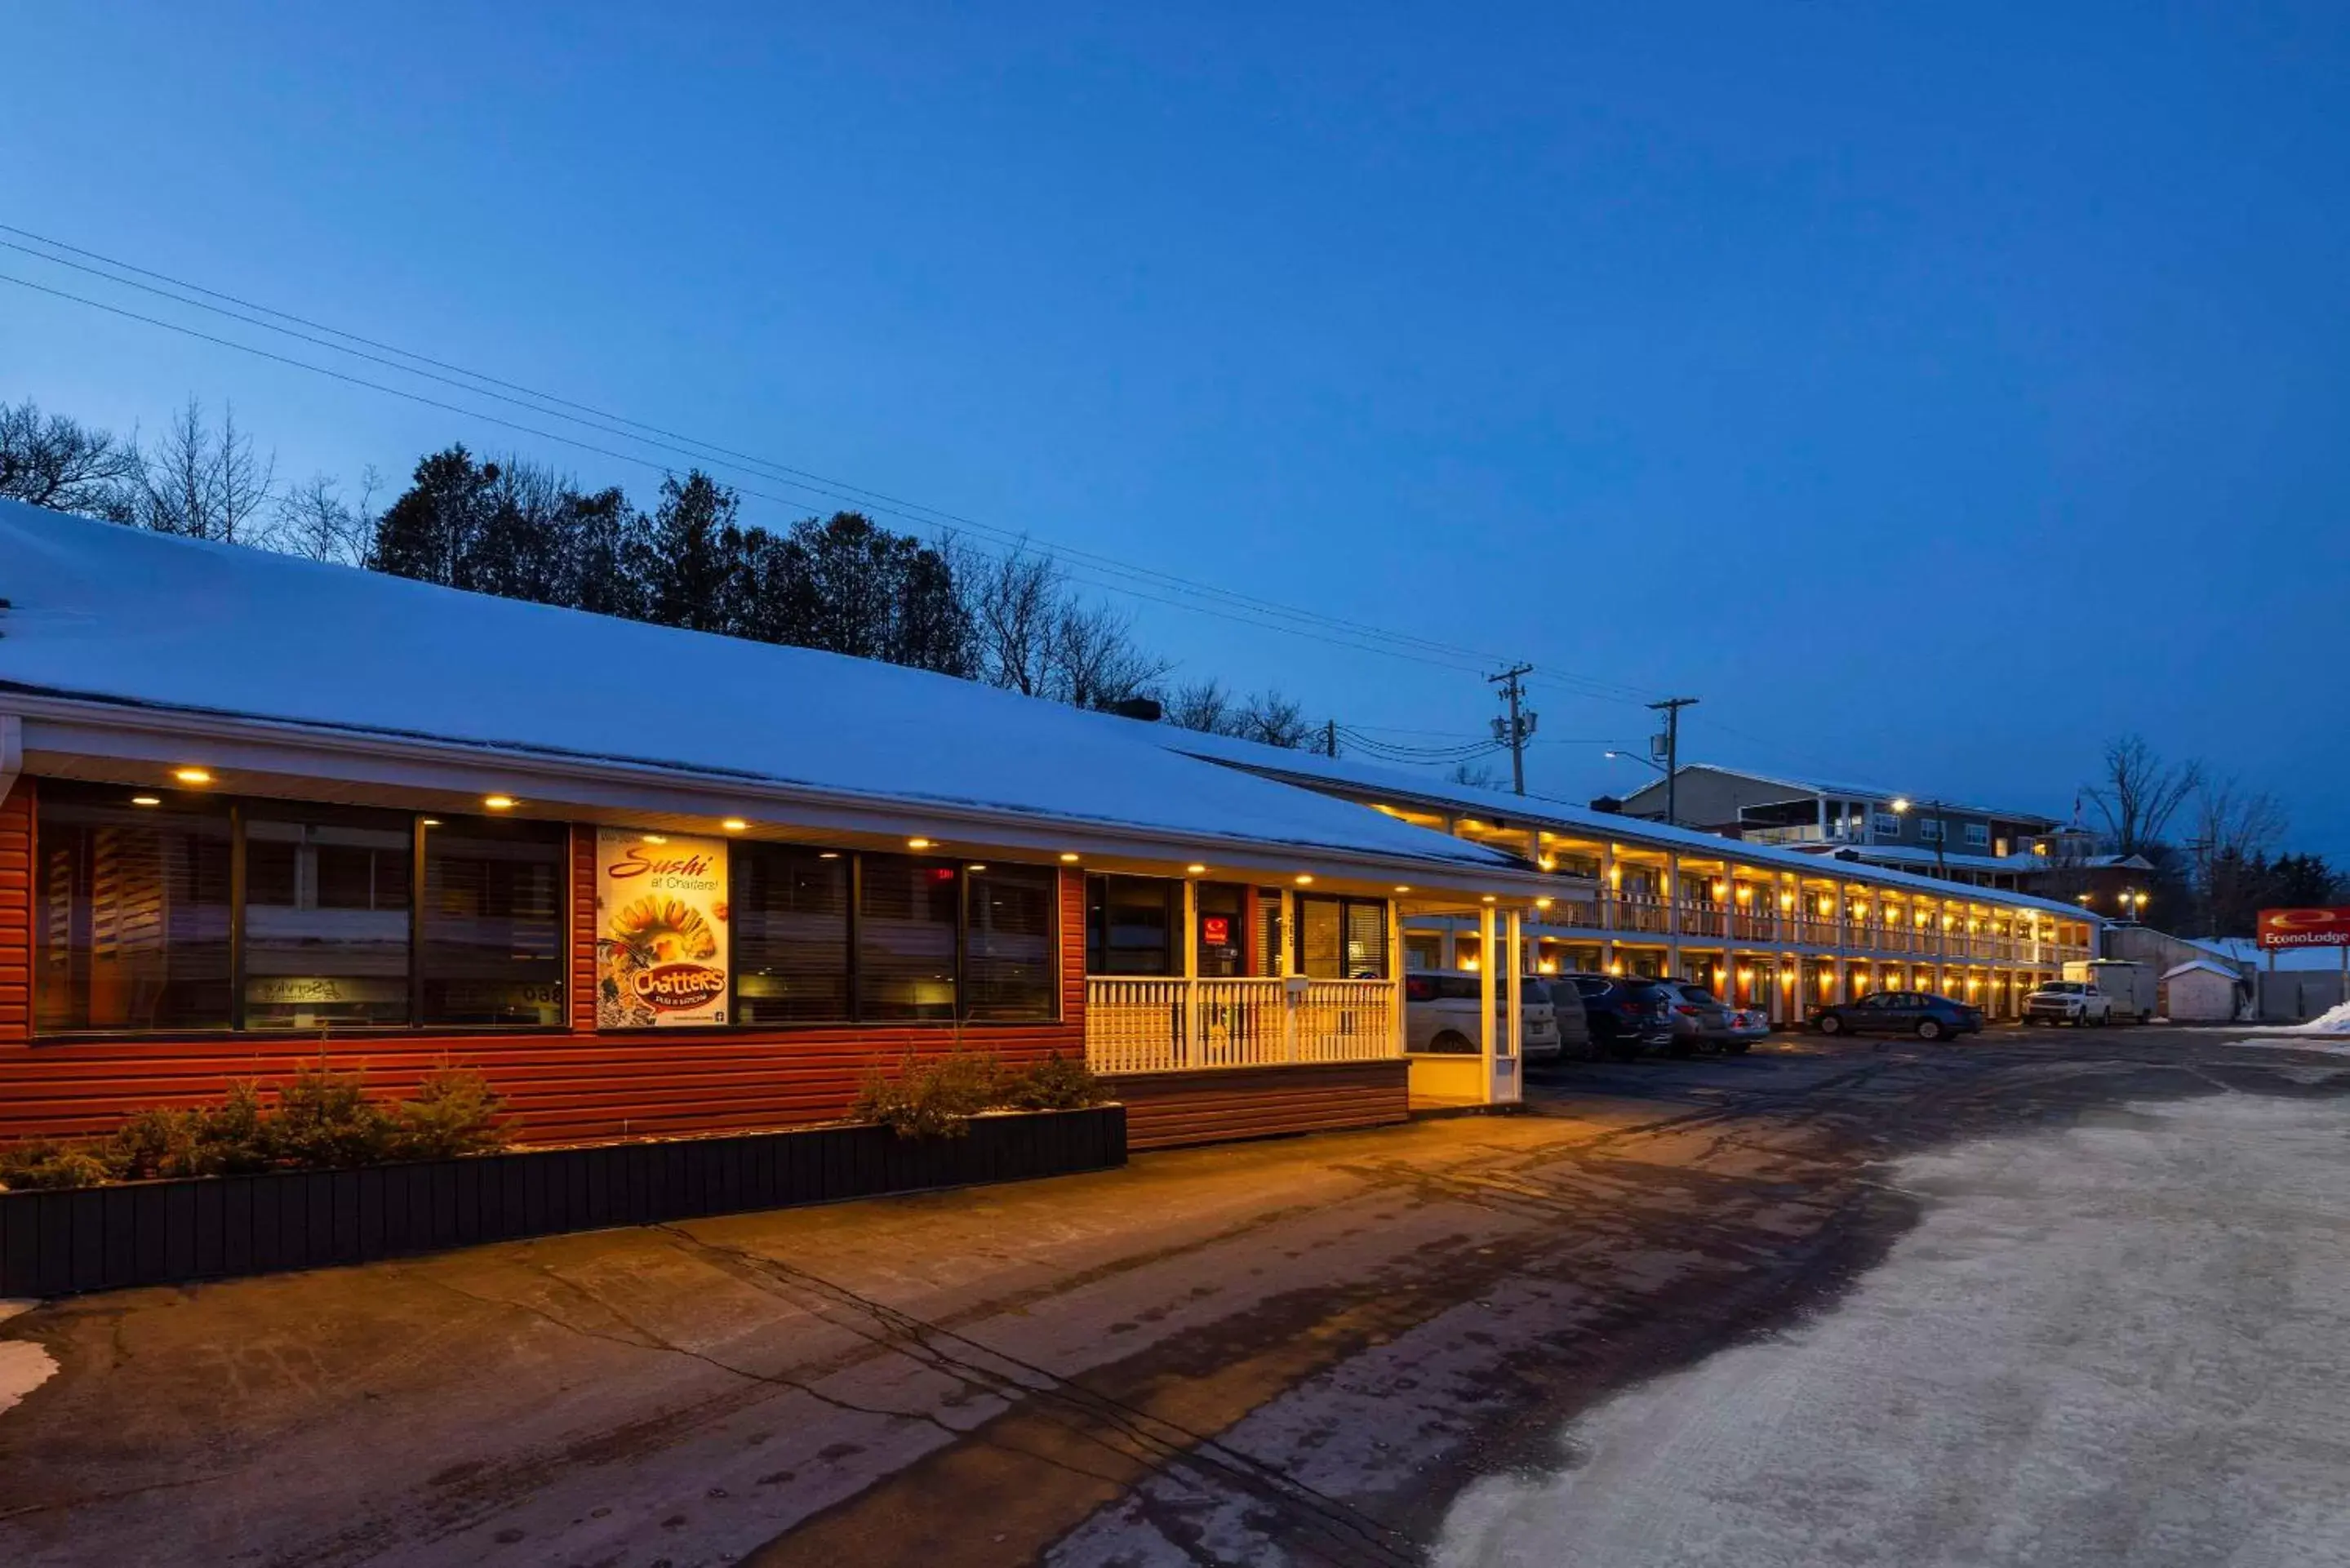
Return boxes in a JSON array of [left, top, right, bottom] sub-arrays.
[[1888, 796, 1950, 879], [1602, 748, 1667, 774], [2117, 889, 2149, 923]]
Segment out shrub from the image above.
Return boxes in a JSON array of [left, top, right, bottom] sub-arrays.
[[264, 1066, 401, 1170], [1001, 1051, 1110, 1112], [105, 1105, 205, 1181], [0, 1138, 113, 1191], [851, 1051, 1007, 1140], [391, 1069, 509, 1160]]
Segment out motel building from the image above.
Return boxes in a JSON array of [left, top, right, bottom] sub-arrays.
[[0, 501, 1558, 1162], [1141, 738, 2103, 1022]]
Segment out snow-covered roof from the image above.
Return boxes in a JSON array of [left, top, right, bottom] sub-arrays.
[[2206, 937, 2350, 973], [0, 500, 1522, 877], [1143, 726, 2105, 921], [2161, 959, 2242, 981], [1622, 762, 2063, 828]]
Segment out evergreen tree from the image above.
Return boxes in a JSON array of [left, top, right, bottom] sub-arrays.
[[369, 446, 498, 586], [643, 471, 741, 633]]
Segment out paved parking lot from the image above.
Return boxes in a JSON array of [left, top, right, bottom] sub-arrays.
[[3, 1027, 2345, 1566]]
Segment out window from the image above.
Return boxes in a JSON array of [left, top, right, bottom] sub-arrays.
[[242, 804, 414, 1028], [1871, 812, 1903, 837], [1918, 818, 1945, 842], [858, 855, 961, 1021], [964, 864, 1057, 1020], [1086, 875, 1180, 976], [421, 816, 567, 1026], [733, 843, 851, 1024], [33, 784, 233, 1033], [1964, 823, 1990, 848], [1294, 895, 1389, 979], [1195, 882, 1248, 978]]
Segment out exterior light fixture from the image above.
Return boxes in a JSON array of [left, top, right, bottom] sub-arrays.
[[1535, 896, 1553, 910], [1393, 884, 1412, 894], [967, 863, 988, 873], [1059, 852, 1081, 863], [642, 834, 669, 845], [907, 837, 933, 850], [172, 767, 212, 785], [130, 795, 161, 807], [1185, 864, 1207, 875], [1890, 797, 1911, 814], [482, 794, 517, 811], [819, 851, 842, 860], [1295, 873, 1315, 886], [1481, 894, 1497, 904], [721, 818, 749, 832], [420, 818, 441, 827]]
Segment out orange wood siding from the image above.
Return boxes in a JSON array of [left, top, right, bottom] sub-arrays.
[[0, 779, 28, 1045], [0, 813, 1088, 1148], [1108, 1060, 1410, 1151]]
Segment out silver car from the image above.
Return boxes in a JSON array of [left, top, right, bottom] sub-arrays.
[[1651, 980, 1736, 1057]]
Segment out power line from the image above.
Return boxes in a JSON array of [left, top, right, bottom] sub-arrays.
[[0, 268, 1508, 676], [0, 225, 1533, 677]]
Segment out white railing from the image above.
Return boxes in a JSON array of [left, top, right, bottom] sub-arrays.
[[1085, 977, 1398, 1075]]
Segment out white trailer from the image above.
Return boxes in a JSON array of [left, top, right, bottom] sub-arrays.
[[2063, 958, 2157, 1023]]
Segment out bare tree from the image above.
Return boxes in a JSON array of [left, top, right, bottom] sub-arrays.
[[1232, 690, 1312, 748], [1047, 597, 1171, 710], [2083, 734, 2202, 856], [1164, 679, 1233, 735], [1450, 759, 1502, 790], [272, 467, 379, 566], [0, 399, 142, 515], [955, 539, 1059, 695], [133, 399, 277, 544]]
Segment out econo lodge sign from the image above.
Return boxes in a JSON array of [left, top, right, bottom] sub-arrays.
[[2255, 906, 2350, 950]]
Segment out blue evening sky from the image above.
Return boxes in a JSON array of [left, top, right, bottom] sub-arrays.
[[3, 3, 2345, 854]]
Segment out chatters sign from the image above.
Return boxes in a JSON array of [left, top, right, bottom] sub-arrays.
[[2256, 906, 2350, 950], [597, 831, 731, 1027]]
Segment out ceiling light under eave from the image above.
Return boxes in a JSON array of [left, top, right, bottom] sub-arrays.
[[130, 795, 161, 807], [171, 767, 212, 785], [907, 837, 934, 851], [721, 818, 749, 832], [482, 794, 518, 811]]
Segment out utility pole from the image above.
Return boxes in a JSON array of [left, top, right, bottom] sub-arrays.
[[1322, 719, 1339, 759], [1487, 664, 1537, 795], [1646, 695, 1699, 825]]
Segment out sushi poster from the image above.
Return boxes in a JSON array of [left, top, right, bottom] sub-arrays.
[[596, 829, 731, 1028]]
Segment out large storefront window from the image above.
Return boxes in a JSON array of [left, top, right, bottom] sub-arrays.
[[965, 864, 1058, 1020], [1085, 875, 1180, 975], [33, 786, 233, 1033], [860, 855, 961, 1021], [242, 805, 415, 1028], [421, 817, 567, 1026], [733, 844, 851, 1024]]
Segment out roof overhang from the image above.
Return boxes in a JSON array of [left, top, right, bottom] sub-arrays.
[[7, 691, 1559, 904]]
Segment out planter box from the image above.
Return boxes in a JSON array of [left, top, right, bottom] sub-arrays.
[[0, 1105, 1126, 1299]]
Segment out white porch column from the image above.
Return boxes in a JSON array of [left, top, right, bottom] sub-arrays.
[[1503, 908, 1526, 1104], [1180, 877, 1199, 1068], [1664, 852, 1682, 979], [1388, 899, 1407, 1057], [1601, 843, 1619, 930], [1477, 904, 1499, 1094]]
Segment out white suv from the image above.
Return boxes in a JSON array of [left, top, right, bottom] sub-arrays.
[[1404, 971, 1561, 1060]]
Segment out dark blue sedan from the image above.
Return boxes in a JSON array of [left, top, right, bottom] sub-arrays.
[[1811, 991, 1984, 1041]]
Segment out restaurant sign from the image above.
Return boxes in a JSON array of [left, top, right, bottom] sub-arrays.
[[2255, 906, 2350, 950], [597, 830, 731, 1027]]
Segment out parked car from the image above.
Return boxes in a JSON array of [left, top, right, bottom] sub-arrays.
[[1404, 971, 1561, 1059], [1650, 979, 1736, 1057], [1725, 1006, 1771, 1051], [2023, 979, 2110, 1026], [1813, 991, 1984, 1041], [1535, 977, 1593, 1058], [1562, 974, 1674, 1059]]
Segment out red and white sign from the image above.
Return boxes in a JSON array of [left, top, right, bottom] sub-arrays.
[[1200, 915, 1233, 948], [2256, 906, 2350, 950]]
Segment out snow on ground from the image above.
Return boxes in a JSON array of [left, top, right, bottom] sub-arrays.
[[1438, 1093, 2350, 1568], [0, 1303, 56, 1419]]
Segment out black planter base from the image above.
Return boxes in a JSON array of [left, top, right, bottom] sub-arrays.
[[0, 1106, 1127, 1299]]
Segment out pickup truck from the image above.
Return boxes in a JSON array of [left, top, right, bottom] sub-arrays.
[[2023, 979, 2114, 1026], [2025, 960, 2156, 1026]]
